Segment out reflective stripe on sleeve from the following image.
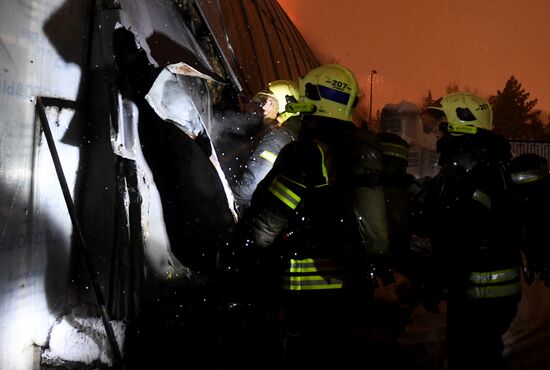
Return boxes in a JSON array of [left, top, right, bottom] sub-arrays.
[[511, 166, 549, 184], [259, 150, 277, 164], [472, 189, 491, 210], [268, 177, 302, 209]]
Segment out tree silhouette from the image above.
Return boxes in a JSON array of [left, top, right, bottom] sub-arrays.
[[489, 76, 545, 140], [445, 82, 460, 94], [420, 89, 435, 110], [419, 89, 441, 133]]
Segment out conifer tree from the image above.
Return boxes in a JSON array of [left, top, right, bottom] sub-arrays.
[[489, 76, 543, 140]]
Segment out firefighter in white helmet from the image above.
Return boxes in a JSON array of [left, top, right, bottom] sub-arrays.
[[232, 80, 301, 214], [422, 92, 522, 370], [220, 64, 391, 369]]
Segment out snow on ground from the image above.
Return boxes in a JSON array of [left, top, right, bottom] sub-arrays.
[[41, 308, 125, 368]]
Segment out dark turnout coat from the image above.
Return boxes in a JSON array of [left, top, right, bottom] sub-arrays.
[[232, 116, 301, 213], [421, 130, 522, 370], [226, 117, 390, 369]]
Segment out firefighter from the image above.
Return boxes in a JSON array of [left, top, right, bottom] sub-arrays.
[[423, 92, 522, 370], [232, 80, 301, 215], [367, 131, 417, 368], [510, 153, 550, 286], [377, 131, 414, 269], [219, 64, 391, 369]]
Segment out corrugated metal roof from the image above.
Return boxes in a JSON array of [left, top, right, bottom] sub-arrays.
[[195, 0, 320, 99], [119, 0, 319, 102]]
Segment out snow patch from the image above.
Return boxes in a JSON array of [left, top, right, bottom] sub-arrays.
[[41, 311, 125, 367]]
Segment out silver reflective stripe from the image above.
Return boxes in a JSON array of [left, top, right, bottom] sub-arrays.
[[465, 282, 520, 299], [511, 166, 550, 184], [468, 268, 519, 285], [472, 189, 491, 210]]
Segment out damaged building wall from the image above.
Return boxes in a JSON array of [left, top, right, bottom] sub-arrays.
[[0, 0, 322, 367], [0, 0, 94, 368], [1, 0, 550, 369]]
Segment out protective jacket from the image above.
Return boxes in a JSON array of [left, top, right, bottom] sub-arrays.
[[377, 132, 414, 271], [422, 130, 521, 370], [226, 117, 389, 370], [234, 118, 390, 294], [232, 116, 301, 214], [425, 131, 521, 299]]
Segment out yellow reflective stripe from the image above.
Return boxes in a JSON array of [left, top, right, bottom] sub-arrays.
[[259, 150, 277, 164], [466, 268, 520, 299], [381, 142, 409, 160], [276, 111, 298, 124], [316, 143, 329, 186], [511, 166, 549, 184], [283, 275, 344, 290], [287, 258, 338, 273], [472, 189, 491, 210], [268, 178, 301, 209], [468, 268, 519, 285], [465, 282, 520, 299]]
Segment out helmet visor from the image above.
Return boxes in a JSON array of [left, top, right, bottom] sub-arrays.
[[306, 83, 351, 105], [318, 85, 351, 105]]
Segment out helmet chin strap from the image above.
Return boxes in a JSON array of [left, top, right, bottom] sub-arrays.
[[276, 111, 298, 126], [286, 101, 316, 114], [447, 123, 478, 135]]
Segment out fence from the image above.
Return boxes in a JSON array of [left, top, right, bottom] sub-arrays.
[[509, 140, 550, 163]]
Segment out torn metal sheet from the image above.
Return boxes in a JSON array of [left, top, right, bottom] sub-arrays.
[[145, 68, 238, 221], [145, 68, 205, 139], [167, 62, 218, 81], [119, 0, 219, 81]]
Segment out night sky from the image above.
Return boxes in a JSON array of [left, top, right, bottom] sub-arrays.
[[278, 0, 550, 116]]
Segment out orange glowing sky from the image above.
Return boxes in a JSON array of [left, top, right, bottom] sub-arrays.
[[278, 0, 550, 117]]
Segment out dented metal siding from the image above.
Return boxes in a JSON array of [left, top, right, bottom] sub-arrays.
[[0, 1, 94, 368]]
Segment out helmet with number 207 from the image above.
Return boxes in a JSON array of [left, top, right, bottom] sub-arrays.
[[291, 64, 359, 123]]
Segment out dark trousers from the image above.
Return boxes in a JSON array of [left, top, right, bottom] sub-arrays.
[[281, 292, 371, 370], [446, 295, 519, 370]]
